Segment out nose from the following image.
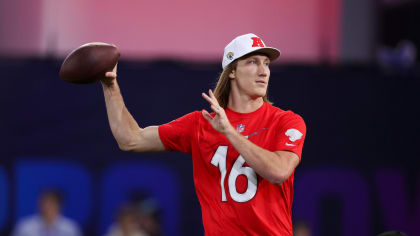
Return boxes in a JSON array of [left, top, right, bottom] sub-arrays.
[[258, 63, 269, 77]]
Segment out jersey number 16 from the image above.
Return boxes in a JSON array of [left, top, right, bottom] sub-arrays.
[[211, 146, 258, 203]]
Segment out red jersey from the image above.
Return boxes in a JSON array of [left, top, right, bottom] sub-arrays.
[[159, 102, 306, 235]]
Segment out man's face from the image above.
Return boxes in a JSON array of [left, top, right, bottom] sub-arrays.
[[230, 54, 271, 99], [39, 195, 60, 222]]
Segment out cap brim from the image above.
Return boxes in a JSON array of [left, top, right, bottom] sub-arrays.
[[222, 46, 282, 69], [244, 47, 281, 62]]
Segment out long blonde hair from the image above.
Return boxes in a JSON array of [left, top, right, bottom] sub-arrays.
[[214, 59, 272, 108]]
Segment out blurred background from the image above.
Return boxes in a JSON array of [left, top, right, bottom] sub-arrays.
[[0, 0, 419, 235]]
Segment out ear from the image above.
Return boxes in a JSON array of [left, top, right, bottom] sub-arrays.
[[229, 70, 236, 79]]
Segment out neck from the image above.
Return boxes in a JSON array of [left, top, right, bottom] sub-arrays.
[[227, 95, 264, 113]]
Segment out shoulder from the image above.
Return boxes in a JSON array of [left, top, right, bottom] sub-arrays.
[[15, 215, 40, 227], [13, 215, 42, 234], [178, 111, 201, 120], [266, 103, 305, 124], [57, 216, 81, 234], [162, 111, 200, 125], [179, 111, 202, 126]]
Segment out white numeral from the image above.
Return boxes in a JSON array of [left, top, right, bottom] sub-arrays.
[[210, 146, 228, 201], [211, 146, 258, 203]]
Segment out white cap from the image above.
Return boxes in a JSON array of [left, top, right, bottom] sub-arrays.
[[222, 33, 281, 69]]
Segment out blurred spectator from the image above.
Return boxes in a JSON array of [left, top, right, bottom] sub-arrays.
[[135, 197, 161, 236], [377, 231, 408, 236], [105, 194, 162, 236], [104, 204, 148, 236], [293, 220, 312, 236], [12, 189, 82, 236]]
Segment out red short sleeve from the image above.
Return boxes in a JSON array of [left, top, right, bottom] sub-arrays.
[[273, 114, 306, 160], [158, 111, 198, 154]]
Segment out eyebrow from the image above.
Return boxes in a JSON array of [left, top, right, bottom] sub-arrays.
[[248, 55, 270, 62], [246, 55, 271, 63]]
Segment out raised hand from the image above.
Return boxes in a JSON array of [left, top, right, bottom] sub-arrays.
[[201, 89, 234, 135], [102, 63, 118, 86]]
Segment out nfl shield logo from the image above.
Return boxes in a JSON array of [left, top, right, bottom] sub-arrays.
[[236, 124, 245, 133]]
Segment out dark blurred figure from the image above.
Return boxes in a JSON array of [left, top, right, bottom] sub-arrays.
[[104, 204, 148, 236], [105, 194, 162, 236], [293, 220, 312, 236], [377, 231, 408, 236], [135, 197, 161, 236], [12, 189, 82, 236]]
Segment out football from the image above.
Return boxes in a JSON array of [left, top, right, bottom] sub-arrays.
[[59, 42, 120, 84]]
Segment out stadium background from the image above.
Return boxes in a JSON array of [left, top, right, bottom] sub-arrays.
[[0, 0, 419, 235]]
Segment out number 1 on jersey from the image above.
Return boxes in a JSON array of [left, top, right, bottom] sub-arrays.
[[211, 146, 258, 203], [210, 146, 228, 201]]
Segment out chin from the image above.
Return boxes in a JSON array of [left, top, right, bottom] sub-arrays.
[[256, 89, 267, 97], [250, 92, 266, 99]]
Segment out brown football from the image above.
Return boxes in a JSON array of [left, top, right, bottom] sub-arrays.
[[59, 42, 120, 84]]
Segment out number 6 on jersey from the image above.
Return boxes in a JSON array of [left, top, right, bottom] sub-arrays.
[[211, 146, 258, 203]]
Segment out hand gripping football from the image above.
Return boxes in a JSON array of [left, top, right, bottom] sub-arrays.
[[59, 42, 120, 84]]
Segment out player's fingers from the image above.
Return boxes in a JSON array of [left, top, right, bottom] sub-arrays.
[[202, 92, 216, 106], [209, 89, 217, 101], [203, 109, 217, 119], [211, 105, 221, 114], [208, 89, 221, 106], [201, 110, 212, 122], [105, 72, 117, 79], [209, 89, 215, 98]]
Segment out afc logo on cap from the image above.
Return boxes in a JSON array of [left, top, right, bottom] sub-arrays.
[[251, 37, 265, 47]]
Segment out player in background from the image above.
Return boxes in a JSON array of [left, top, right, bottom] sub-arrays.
[[101, 33, 306, 235]]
